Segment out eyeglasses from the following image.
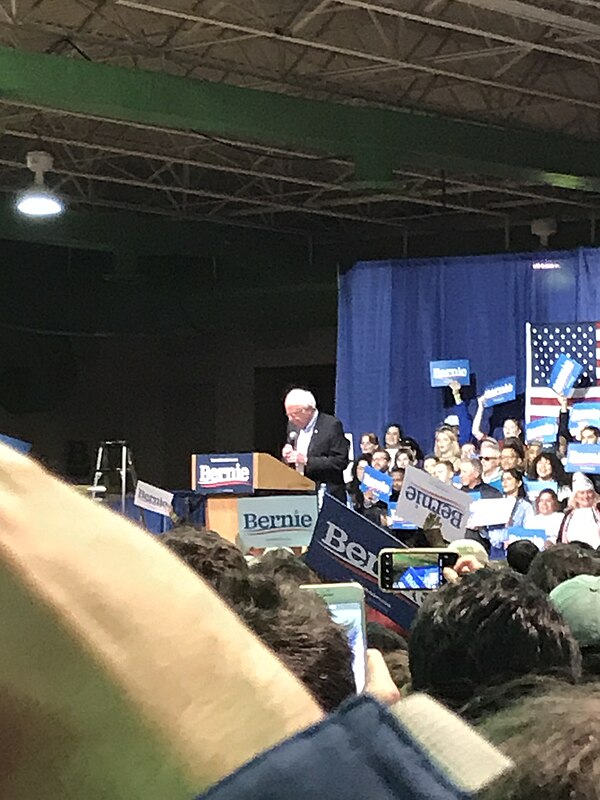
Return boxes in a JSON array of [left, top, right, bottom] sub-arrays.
[[480, 456, 498, 461]]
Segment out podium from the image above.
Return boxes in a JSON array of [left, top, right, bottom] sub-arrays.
[[191, 452, 316, 544]]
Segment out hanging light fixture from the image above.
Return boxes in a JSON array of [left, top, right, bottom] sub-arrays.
[[16, 150, 64, 217]]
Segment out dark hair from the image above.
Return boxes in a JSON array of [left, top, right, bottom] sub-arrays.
[[372, 447, 391, 461], [384, 422, 403, 437], [394, 446, 415, 466], [502, 436, 525, 460], [502, 468, 527, 499], [383, 650, 411, 692], [366, 621, 407, 652], [436, 459, 455, 473], [408, 569, 582, 708], [237, 577, 356, 711], [527, 543, 600, 593], [534, 488, 561, 514], [503, 418, 522, 434], [506, 540, 539, 575], [161, 525, 250, 605], [581, 425, 600, 439], [400, 436, 424, 462], [476, 681, 600, 800], [250, 548, 319, 586], [423, 453, 437, 463], [532, 451, 568, 486]]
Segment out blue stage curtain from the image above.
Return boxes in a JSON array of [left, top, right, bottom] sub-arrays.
[[336, 248, 600, 451]]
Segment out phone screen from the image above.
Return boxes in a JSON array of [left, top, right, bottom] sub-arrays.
[[327, 601, 367, 692], [382, 551, 458, 591]]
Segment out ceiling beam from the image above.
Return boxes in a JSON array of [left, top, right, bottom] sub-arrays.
[[2, 46, 600, 191]]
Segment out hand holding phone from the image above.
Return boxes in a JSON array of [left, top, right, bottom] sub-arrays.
[[378, 548, 459, 592]]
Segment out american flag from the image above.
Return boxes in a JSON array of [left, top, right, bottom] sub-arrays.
[[525, 321, 600, 422]]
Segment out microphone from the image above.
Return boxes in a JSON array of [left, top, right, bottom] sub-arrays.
[[288, 430, 298, 445]]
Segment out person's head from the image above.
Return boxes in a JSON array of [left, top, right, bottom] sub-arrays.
[[527, 542, 600, 594], [460, 456, 483, 489], [384, 423, 402, 448], [535, 488, 561, 516], [249, 548, 319, 586], [569, 471, 598, 509], [461, 442, 477, 459], [500, 437, 525, 471], [476, 682, 600, 800], [442, 415, 460, 437], [366, 621, 407, 653], [506, 540, 540, 575], [394, 447, 414, 469], [532, 451, 564, 483], [409, 569, 582, 708], [284, 388, 317, 429], [581, 425, 600, 445], [525, 441, 542, 466], [502, 418, 522, 440], [501, 468, 526, 499], [435, 428, 459, 458], [434, 460, 454, 484], [352, 454, 371, 485], [389, 467, 405, 494], [161, 525, 249, 605], [550, 574, 600, 679], [479, 439, 501, 477], [383, 650, 411, 693], [236, 577, 355, 711], [359, 432, 379, 455], [371, 447, 391, 473], [423, 454, 438, 476]]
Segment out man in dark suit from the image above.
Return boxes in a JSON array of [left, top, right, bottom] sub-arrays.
[[282, 388, 349, 503]]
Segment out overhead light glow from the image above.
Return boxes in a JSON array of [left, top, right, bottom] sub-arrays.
[[532, 261, 561, 270], [16, 187, 64, 217]]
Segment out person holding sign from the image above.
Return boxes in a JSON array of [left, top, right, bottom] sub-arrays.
[[558, 472, 600, 548], [487, 469, 533, 559], [525, 489, 564, 545]]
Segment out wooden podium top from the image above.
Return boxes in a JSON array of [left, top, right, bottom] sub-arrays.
[[253, 452, 315, 492]]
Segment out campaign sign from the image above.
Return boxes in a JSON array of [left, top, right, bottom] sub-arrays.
[[134, 480, 174, 518], [565, 443, 600, 474], [482, 375, 516, 408], [194, 453, 254, 494], [396, 465, 471, 542], [237, 494, 318, 551], [568, 403, 600, 438], [467, 497, 515, 528], [0, 434, 32, 454], [305, 495, 422, 632], [523, 479, 558, 502], [549, 354, 584, 397], [429, 359, 470, 388], [507, 526, 547, 551], [525, 417, 558, 444], [387, 501, 418, 530], [360, 465, 393, 502]]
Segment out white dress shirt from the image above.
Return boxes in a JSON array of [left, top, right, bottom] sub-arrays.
[[296, 410, 319, 461]]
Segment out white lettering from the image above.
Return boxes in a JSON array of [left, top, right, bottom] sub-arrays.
[[432, 367, 468, 380], [198, 464, 250, 484], [484, 382, 513, 400], [322, 521, 378, 578]]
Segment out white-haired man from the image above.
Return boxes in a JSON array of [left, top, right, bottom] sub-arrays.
[[282, 388, 349, 503]]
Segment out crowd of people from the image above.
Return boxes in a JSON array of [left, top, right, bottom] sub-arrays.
[[346, 381, 600, 553]]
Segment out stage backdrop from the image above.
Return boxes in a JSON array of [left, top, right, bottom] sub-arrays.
[[336, 248, 600, 450]]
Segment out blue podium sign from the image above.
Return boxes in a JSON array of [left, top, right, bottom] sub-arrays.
[[194, 453, 254, 494]]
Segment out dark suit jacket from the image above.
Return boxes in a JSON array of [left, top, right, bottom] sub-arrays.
[[287, 412, 349, 503]]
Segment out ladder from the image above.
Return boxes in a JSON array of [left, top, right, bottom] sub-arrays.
[[92, 440, 137, 514]]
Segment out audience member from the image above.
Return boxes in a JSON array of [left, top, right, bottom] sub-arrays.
[[422, 453, 437, 475], [359, 432, 379, 455], [524, 440, 542, 478], [394, 447, 415, 469], [433, 459, 454, 484], [479, 439, 502, 488], [366, 621, 407, 652], [499, 437, 525, 471], [550, 574, 600, 678], [558, 472, 600, 548], [525, 488, 563, 544], [506, 540, 539, 575], [409, 569, 582, 708], [530, 451, 570, 501], [388, 466, 405, 502], [250, 547, 319, 586], [346, 454, 371, 508], [371, 447, 391, 474], [383, 423, 402, 464], [434, 428, 460, 469], [459, 457, 501, 550], [527, 542, 600, 594]]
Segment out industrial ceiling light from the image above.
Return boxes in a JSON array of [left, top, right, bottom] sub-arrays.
[[16, 150, 64, 217]]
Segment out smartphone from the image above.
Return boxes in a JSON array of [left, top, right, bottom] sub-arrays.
[[300, 582, 367, 692], [378, 548, 459, 592]]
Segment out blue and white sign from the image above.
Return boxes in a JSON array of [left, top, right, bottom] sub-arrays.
[[525, 417, 558, 444], [507, 526, 547, 551], [0, 434, 32, 454], [360, 465, 393, 502], [194, 453, 254, 494], [565, 443, 600, 474], [237, 494, 318, 551], [568, 403, 600, 438], [482, 375, 516, 408], [429, 359, 470, 388], [549, 354, 584, 397], [306, 495, 422, 632], [387, 501, 418, 530], [523, 479, 558, 501], [396, 465, 471, 542]]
